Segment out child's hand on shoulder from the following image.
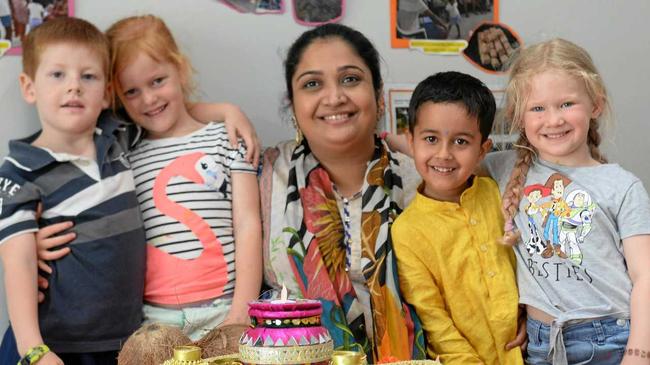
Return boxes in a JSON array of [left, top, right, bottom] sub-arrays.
[[222, 104, 261, 167], [188, 102, 261, 167], [380, 131, 412, 157]]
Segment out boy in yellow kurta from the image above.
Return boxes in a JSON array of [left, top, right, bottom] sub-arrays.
[[391, 72, 523, 364]]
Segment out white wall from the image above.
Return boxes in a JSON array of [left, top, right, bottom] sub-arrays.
[[1, 0, 649, 334]]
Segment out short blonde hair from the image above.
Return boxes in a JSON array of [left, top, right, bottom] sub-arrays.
[[106, 15, 195, 107], [22, 17, 110, 79]]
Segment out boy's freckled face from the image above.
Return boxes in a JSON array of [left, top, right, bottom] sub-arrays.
[[20, 43, 110, 137], [408, 102, 491, 203]]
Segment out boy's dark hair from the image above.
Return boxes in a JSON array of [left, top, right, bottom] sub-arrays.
[[408, 71, 496, 142], [284, 23, 383, 103]]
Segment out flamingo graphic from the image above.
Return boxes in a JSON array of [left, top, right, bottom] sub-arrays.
[[144, 151, 229, 305]]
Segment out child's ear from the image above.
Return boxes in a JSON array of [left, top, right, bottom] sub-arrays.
[[19, 73, 36, 104], [102, 82, 112, 109], [479, 138, 493, 160], [591, 96, 605, 119], [406, 129, 415, 153]]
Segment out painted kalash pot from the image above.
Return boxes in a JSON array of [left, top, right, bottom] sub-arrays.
[[238, 297, 333, 365]]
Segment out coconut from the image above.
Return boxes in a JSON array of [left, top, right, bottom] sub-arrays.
[[193, 323, 249, 358], [117, 323, 191, 365]]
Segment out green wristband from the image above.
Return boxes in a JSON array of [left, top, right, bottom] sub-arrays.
[[18, 344, 50, 365]]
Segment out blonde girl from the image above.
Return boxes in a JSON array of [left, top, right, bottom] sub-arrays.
[[104, 15, 262, 340], [483, 38, 650, 365]]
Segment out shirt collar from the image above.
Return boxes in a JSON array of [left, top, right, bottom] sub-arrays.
[[5, 110, 124, 172], [414, 175, 480, 211]]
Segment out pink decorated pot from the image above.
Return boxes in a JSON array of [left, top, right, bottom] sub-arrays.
[[239, 300, 333, 365]]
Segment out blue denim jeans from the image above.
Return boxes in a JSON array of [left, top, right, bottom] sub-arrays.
[[526, 317, 629, 365]]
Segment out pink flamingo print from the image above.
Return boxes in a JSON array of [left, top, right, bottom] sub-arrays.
[[144, 151, 229, 305]]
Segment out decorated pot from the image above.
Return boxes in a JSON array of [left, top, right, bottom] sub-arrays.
[[238, 299, 333, 365]]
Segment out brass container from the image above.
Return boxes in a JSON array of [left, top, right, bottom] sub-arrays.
[[162, 346, 203, 365], [163, 347, 244, 365], [329, 351, 367, 365]]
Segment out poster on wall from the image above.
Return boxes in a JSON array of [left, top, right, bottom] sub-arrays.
[[292, 0, 345, 26], [390, 0, 498, 55], [0, 39, 9, 58], [2, 0, 73, 56], [220, 0, 258, 13], [256, 0, 284, 14], [385, 85, 416, 135], [220, 0, 284, 14], [462, 22, 522, 74]]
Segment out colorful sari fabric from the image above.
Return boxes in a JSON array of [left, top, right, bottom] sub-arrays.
[[261, 137, 426, 363]]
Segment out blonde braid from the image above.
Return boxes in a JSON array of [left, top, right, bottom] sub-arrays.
[[500, 135, 535, 246], [588, 119, 608, 164]]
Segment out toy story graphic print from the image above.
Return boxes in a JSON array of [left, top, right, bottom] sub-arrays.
[[522, 172, 596, 268]]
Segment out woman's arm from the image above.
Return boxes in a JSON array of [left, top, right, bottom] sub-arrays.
[[621, 234, 650, 365], [222, 172, 263, 325], [0, 234, 63, 364], [189, 102, 260, 167]]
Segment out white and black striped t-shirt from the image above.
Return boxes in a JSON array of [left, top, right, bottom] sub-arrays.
[[128, 122, 255, 304]]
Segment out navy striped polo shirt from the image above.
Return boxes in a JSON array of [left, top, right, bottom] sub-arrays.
[[0, 112, 146, 353]]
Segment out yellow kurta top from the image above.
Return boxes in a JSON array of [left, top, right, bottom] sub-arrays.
[[392, 177, 523, 365]]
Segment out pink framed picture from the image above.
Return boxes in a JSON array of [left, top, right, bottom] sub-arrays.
[[220, 0, 285, 14], [292, 0, 345, 26], [255, 0, 284, 14], [2, 0, 74, 56]]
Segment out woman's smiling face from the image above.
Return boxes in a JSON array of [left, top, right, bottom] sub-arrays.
[[290, 37, 379, 153]]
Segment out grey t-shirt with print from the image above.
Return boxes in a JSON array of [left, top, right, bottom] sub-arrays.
[[484, 150, 650, 323]]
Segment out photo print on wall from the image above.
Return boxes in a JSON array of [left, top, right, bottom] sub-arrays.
[[220, 0, 285, 14], [2, 0, 73, 55], [391, 0, 499, 55], [463, 22, 522, 73], [292, 0, 345, 26]]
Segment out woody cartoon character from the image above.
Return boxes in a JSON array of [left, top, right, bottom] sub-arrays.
[[541, 173, 571, 259]]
